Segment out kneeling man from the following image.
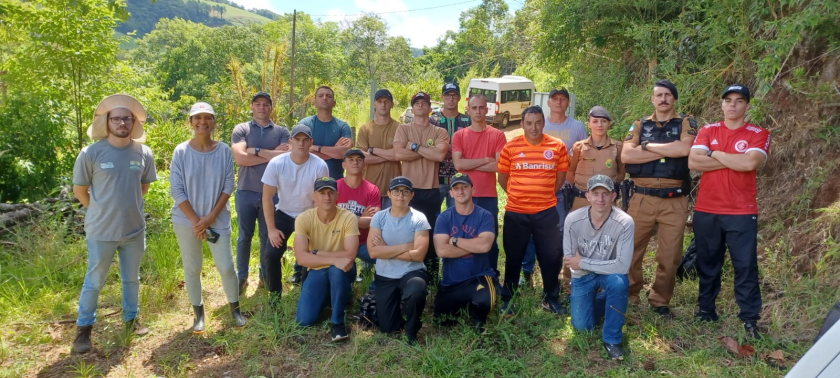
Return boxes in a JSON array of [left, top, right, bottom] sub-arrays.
[[433, 173, 497, 332], [293, 177, 359, 342], [563, 175, 635, 360]]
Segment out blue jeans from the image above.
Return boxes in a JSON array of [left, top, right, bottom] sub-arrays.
[[235, 190, 267, 281], [77, 232, 146, 326], [570, 273, 629, 345], [523, 191, 567, 272], [472, 197, 500, 275], [296, 265, 357, 326]]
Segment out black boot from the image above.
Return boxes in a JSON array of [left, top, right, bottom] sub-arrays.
[[72, 325, 93, 354], [192, 305, 206, 334], [230, 302, 247, 327]]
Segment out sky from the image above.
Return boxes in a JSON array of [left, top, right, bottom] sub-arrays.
[[229, 0, 523, 48]]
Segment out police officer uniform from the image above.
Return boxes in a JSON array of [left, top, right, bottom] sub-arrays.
[[624, 113, 697, 308]]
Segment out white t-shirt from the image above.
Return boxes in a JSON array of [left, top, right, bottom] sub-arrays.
[[261, 153, 329, 217]]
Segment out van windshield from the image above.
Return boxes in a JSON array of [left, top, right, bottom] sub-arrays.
[[469, 88, 497, 101]]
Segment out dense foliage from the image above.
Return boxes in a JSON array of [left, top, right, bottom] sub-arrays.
[[0, 0, 838, 202]]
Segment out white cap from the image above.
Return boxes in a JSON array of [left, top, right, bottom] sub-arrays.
[[189, 102, 215, 117]]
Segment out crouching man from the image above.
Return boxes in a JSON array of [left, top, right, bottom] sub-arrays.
[[563, 175, 635, 360], [293, 177, 360, 342]]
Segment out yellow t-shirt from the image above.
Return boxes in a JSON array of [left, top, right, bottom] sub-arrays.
[[294, 207, 360, 270]]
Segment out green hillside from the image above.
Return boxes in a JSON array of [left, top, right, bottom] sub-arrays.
[[195, 0, 272, 26]]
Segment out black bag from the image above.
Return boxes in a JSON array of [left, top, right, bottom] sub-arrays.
[[358, 289, 378, 329], [677, 238, 698, 281]]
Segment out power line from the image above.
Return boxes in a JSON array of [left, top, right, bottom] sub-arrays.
[[308, 0, 481, 17]]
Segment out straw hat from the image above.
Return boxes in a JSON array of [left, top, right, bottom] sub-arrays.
[[86, 94, 147, 143]]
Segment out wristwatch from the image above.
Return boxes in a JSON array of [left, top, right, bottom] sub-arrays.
[[369, 147, 376, 156], [452, 237, 459, 247], [312, 249, 319, 255], [255, 147, 261, 156], [318, 145, 323, 153], [411, 143, 420, 152], [641, 141, 649, 151], [707, 150, 714, 157]]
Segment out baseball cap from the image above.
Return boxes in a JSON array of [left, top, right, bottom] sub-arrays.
[[442, 82, 460, 95], [189, 102, 215, 117], [314, 177, 338, 192], [588, 106, 612, 121], [654, 79, 679, 100], [549, 88, 570, 99], [344, 148, 365, 159], [251, 92, 272, 104], [290, 124, 312, 138], [374, 89, 393, 102], [389, 176, 414, 191], [411, 92, 431, 105], [721, 84, 751, 102], [449, 172, 473, 188], [587, 174, 615, 192]]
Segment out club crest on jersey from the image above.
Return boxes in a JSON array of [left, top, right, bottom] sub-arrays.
[[735, 140, 748, 153], [543, 150, 554, 159]]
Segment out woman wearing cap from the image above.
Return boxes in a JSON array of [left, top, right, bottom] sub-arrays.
[[170, 102, 246, 333], [368, 176, 431, 345]]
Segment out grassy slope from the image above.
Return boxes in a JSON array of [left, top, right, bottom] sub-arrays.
[[194, 0, 272, 26], [1, 168, 838, 377]]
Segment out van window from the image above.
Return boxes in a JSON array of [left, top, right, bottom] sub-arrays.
[[500, 90, 531, 104], [469, 88, 497, 102], [519, 89, 532, 102]]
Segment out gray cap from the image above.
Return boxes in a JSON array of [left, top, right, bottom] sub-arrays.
[[588, 106, 612, 121], [290, 124, 312, 138], [587, 174, 615, 192]]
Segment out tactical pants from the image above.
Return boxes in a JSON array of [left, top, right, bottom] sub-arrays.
[[627, 193, 688, 307]]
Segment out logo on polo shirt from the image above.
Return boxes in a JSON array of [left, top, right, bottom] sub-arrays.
[[543, 150, 554, 159], [711, 139, 719, 145], [735, 140, 748, 152]]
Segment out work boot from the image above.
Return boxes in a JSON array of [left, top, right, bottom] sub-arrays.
[[652, 306, 674, 319], [744, 320, 762, 340], [72, 325, 93, 354], [230, 302, 247, 327], [192, 305, 206, 334], [603, 342, 625, 360], [125, 318, 150, 336]]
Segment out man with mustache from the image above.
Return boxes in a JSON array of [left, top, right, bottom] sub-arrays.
[[621, 80, 697, 318]]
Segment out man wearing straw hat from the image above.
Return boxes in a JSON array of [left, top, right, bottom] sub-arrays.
[[71, 94, 157, 354]]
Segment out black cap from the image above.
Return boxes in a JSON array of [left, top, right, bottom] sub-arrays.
[[314, 177, 338, 192], [588, 106, 612, 121], [389, 176, 414, 191], [374, 89, 393, 102], [721, 84, 751, 102], [290, 124, 312, 138], [442, 82, 460, 95], [411, 92, 431, 105], [449, 172, 473, 188], [344, 148, 365, 159], [654, 79, 678, 100], [252, 92, 272, 104], [549, 88, 570, 99]]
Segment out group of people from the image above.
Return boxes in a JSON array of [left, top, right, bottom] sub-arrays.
[[69, 80, 770, 361]]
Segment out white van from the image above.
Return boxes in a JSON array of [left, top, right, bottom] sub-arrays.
[[467, 75, 536, 128]]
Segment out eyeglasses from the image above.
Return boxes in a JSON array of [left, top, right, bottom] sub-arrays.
[[443, 93, 459, 99], [109, 116, 135, 125], [390, 189, 412, 196]]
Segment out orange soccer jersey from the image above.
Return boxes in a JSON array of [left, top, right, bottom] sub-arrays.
[[498, 134, 569, 214]]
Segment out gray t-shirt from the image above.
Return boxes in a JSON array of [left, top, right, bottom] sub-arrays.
[[72, 139, 157, 241], [371, 207, 430, 279], [563, 206, 635, 278], [231, 120, 290, 193], [543, 116, 587, 157], [169, 141, 235, 235]]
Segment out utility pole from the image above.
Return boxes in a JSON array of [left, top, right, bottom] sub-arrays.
[[289, 10, 296, 121]]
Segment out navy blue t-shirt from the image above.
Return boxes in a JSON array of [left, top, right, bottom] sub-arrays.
[[434, 206, 496, 286], [300, 115, 353, 179]]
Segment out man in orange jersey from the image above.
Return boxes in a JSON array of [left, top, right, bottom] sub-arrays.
[[497, 106, 570, 315]]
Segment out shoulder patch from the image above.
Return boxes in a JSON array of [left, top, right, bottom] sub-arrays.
[[688, 117, 698, 130]]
